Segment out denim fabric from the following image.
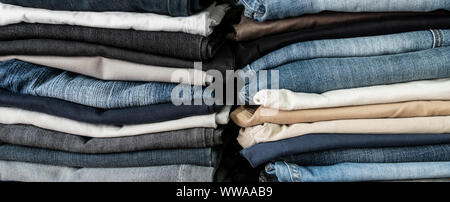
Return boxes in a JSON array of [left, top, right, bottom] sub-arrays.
[[0, 0, 211, 16], [0, 161, 216, 182], [0, 39, 236, 72], [0, 23, 224, 61], [239, 0, 450, 22], [243, 29, 450, 74], [0, 124, 223, 153], [0, 39, 201, 69], [0, 60, 214, 109], [241, 133, 450, 168], [235, 13, 450, 67], [240, 47, 450, 103], [0, 144, 219, 168], [0, 89, 222, 125], [0, 4, 244, 61], [280, 144, 450, 166], [265, 161, 450, 182]]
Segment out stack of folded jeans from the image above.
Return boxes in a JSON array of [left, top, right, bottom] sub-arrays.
[[232, 0, 450, 182], [0, 0, 234, 182]]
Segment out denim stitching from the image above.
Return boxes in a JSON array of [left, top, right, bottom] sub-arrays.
[[176, 165, 184, 182], [437, 29, 444, 48], [435, 29, 441, 48], [240, 0, 264, 14], [430, 29, 437, 49], [283, 161, 296, 182]]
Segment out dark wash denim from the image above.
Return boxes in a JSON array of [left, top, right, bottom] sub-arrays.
[[241, 133, 450, 168], [0, 23, 223, 61], [235, 13, 450, 67], [0, 39, 235, 72], [0, 5, 240, 63], [0, 144, 220, 168], [0, 89, 222, 125], [241, 47, 450, 102], [0, 124, 223, 153], [0, 59, 214, 109], [280, 144, 450, 166], [0, 0, 211, 16]]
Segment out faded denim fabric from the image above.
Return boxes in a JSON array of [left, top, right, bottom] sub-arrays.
[[0, 144, 219, 168], [242, 29, 450, 75], [265, 161, 450, 182], [240, 46, 450, 103], [0, 60, 214, 109], [0, 160, 216, 182], [238, 0, 450, 21], [0, 0, 211, 16]]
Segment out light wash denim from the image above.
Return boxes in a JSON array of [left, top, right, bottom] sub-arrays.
[[238, 0, 450, 22], [266, 161, 450, 182], [0, 160, 215, 182], [240, 46, 450, 103], [242, 29, 450, 75], [0, 59, 213, 109]]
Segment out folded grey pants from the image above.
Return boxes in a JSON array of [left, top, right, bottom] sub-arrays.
[[0, 160, 215, 182], [0, 124, 223, 154]]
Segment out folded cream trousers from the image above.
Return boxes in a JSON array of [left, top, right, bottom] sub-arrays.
[[238, 116, 450, 148], [0, 2, 230, 36], [254, 79, 450, 110], [0, 56, 213, 85], [0, 106, 231, 138], [231, 101, 450, 128]]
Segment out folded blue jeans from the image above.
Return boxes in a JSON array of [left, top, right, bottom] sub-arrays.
[[280, 144, 450, 166], [242, 133, 450, 168], [266, 161, 450, 182], [0, 59, 213, 109], [240, 46, 450, 103], [0, 0, 211, 16], [0, 144, 219, 168], [243, 29, 450, 74], [238, 0, 450, 21]]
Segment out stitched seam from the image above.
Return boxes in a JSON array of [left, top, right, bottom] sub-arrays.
[[435, 29, 442, 47], [176, 165, 183, 182], [437, 29, 444, 48], [430, 29, 437, 49], [283, 161, 296, 182], [241, 0, 264, 14]]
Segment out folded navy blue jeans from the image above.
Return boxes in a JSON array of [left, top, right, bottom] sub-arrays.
[[280, 144, 450, 166], [0, 89, 222, 125], [0, 0, 211, 16], [242, 133, 450, 168]]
